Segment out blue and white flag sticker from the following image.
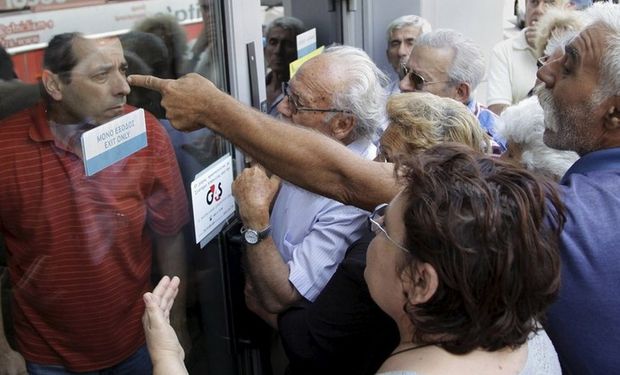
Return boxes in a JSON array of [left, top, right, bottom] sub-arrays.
[[81, 109, 148, 176]]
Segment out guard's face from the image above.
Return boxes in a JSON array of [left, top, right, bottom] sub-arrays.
[[57, 38, 130, 125], [265, 26, 297, 74]]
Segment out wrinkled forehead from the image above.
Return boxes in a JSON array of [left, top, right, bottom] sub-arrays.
[[72, 37, 125, 70], [390, 25, 423, 40]]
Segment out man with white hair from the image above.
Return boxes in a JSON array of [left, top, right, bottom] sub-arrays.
[[384, 15, 431, 94], [534, 3, 620, 372], [129, 4, 620, 371], [233, 45, 386, 322], [399, 29, 505, 152]]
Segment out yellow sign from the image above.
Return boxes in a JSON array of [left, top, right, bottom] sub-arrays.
[[289, 46, 325, 78]]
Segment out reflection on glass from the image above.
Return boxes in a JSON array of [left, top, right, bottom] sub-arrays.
[[0, 1, 233, 374]]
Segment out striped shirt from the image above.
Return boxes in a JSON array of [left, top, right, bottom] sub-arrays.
[[0, 104, 188, 371]]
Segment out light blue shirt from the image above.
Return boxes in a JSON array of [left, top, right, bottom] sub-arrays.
[[466, 99, 506, 153], [270, 137, 376, 301]]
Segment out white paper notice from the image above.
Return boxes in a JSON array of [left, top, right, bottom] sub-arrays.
[[190, 154, 235, 244], [80, 109, 147, 176]]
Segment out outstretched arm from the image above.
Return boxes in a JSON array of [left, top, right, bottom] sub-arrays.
[[128, 74, 399, 211], [142, 276, 188, 375]]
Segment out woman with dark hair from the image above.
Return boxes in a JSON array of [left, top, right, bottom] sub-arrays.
[[367, 143, 564, 374]]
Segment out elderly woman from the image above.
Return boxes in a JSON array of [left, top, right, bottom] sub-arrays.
[[369, 143, 564, 374], [377, 92, 492, 163]]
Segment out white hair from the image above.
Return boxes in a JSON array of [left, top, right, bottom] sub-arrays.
[[415, 29, 485, 99], [497, 96, 579, 179], [386, 15, 432, 42], [534, 7, 585, 57], [322, 45, 389, 140], [544, 29, 578, 57], [583, 2, 620, 99], [265, 16, 305, 39]]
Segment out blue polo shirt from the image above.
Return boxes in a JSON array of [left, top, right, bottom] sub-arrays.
[[546, 147, 620, 374]]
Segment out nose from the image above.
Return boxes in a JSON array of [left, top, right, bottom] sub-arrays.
[[532, 1, 547, 17], [536, 57, 559, 89], [398, 43, 409, 58], [399, 74, 413, 93], [274, 41, 284, 55], [276, 95, 293, 118], [114, 72, 131, 97]]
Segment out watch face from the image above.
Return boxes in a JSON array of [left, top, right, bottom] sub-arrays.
[[244, 230, 259, 244]]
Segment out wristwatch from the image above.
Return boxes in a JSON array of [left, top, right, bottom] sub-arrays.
[[240, 224, 271, 245]]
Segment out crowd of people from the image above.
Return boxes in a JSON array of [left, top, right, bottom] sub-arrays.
[[1, 0, 619, 374]]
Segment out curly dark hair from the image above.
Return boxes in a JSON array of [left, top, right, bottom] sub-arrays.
[[397, 142, 565, 354]]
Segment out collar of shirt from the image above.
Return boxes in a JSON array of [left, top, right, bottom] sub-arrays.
[[28, 102, 97, 157], [561, 147, 620, 184], [512, 28, 531, 50]]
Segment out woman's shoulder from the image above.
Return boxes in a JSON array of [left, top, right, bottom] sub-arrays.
[[520, 329, 562, 375]]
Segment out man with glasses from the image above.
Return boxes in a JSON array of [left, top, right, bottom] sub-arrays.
[[232, 45, 385, 325], [399, 29, 506, 153]]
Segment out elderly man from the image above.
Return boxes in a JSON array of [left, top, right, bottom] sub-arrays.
[[235, 45, 384, 323], [129, 3, 620, 372], [487, 0, 568, 115], [384, 15, 431, 94], [399, 29, 505, 152], [263, 16, 305, 116], [0, 33, 188, 374]]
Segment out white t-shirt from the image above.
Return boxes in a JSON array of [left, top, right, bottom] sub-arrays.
[[487, 29, 538, 106], [377, 330, 561, 375]]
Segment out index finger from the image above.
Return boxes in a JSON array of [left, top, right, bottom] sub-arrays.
[[127, 74, 168, 93]]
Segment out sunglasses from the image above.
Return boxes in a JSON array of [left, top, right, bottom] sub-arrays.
[[400, 64, 450, 91], [368, 203, 410, 253], [282, 82, 352, 115]]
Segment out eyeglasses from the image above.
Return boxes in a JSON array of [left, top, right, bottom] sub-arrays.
[[400, 64, 451, 91], [537, 55, 550, 69], [368, 203, 410, 253], [281, 82, 353, 115]]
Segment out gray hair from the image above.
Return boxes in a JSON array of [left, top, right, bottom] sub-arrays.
[[322, 45, 389, 140], [534, 7, 585, 57], [583, 3, 620, 100], [544, 29, 579, 57], [386, 15, 432, 42], [265, 16, 305, 39], [497, 96, 579, 179], [415, 29, 485, 99]]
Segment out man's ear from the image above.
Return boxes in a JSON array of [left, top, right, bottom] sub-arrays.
[[331, 115, 357, 143], [41, 69, 64, 101], [401, 262, 438, 305], [454, 82, 471, 104], [602, 97, 620, 131]]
